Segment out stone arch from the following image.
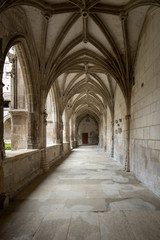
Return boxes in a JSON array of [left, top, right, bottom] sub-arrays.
[[4, 115, 11, 141], [3, 36, 37, 113], [46, 86, 58, 145], [2, 38, 37, 150]]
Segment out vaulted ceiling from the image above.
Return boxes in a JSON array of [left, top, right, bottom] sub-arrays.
[[0, 0, 159, 123]]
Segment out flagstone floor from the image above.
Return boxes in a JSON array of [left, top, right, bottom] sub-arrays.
[[0, 145, 160, 240]]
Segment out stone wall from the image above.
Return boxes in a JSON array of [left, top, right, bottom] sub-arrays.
[[46, 144, 62, 167], [114, 85, 127, 164], [3, 144, 67, 198], [78, 117, 99, 145], [130, 8, 160, 197], [3, 149, 41, 198], [63, 142, 70, 154]]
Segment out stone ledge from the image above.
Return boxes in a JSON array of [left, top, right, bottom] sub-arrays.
[[3, 149, 40, 163], [46, 144, 62, 149]]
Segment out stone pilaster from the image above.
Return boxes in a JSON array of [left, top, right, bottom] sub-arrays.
[[111, 120, 114, 158], [123, 114, 131, 172]]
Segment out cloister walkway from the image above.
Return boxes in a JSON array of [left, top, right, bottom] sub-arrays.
[[0, 145, 160, 240]]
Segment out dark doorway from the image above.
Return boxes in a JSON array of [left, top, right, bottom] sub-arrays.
[[82, 133, 88, 144]]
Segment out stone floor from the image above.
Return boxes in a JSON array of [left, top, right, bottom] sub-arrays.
[[0, 145, 160, 240]]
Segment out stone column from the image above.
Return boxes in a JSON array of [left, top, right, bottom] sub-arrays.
[[73, 117, 77, 148], [63, 110, 69, 143], [10, 109, 28, 150], [70, 116, 74, 149], [63, 120, 69, 142], [59, 118, 63, 153], [123, 114, 131, 172], [0, 39, 9, 208], [63, 115, 70, 152], [0, 44, 5, 160], [98, 116, 103, 148], [74, 123, 78, 148], [40, 109, 49, 172], [7, 52, 17, 109], [103, 111, 107, 152], [55, 117, 63, 154], [0, 70, 4, 195]]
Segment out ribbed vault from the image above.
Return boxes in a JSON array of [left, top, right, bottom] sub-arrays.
[[0, 0, 160, 142]]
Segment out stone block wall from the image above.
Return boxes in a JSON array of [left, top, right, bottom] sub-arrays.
[[78, 117, 99, 145], [114, 86, 127, 164], [3, 150, 41, 198], [46, 144, 61, 167], [63, 142, 70, 154], [130, 8, 160, 197], [3, 144, 67, 198]]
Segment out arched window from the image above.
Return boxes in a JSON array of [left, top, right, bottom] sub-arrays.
[[3, 45, 28, 151]]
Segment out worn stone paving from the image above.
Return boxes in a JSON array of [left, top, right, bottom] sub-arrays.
[[0, 145, 160, 240]]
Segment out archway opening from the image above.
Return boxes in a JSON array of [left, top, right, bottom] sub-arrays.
[[3, 45, 28, 151], [4, 118, 11, 142], [46, 88, 57, 146]]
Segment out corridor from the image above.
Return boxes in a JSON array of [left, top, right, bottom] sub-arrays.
[[0, 145, 160, 240]]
